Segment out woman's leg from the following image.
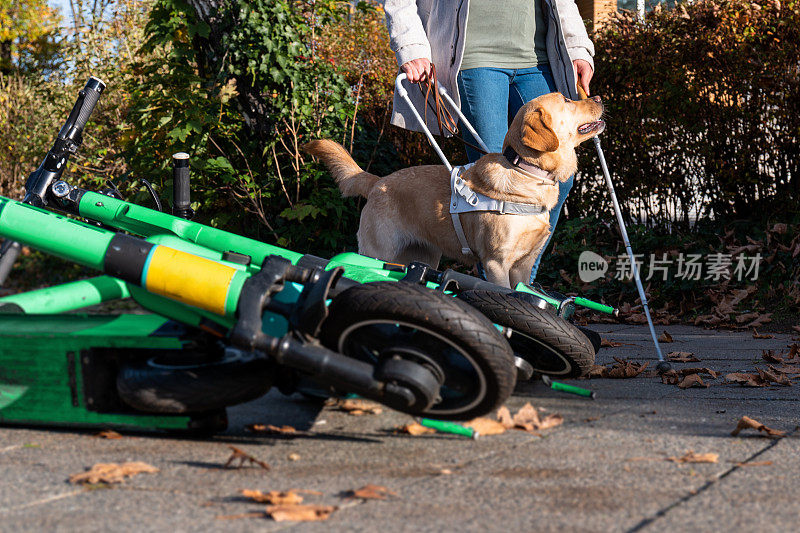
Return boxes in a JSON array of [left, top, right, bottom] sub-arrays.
[[457, 68, 512, 163], [508, 66, 573, 283]]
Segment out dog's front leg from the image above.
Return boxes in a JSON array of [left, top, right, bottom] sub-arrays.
[[483, 259, 511, 288], [509, 255, 539, 288]]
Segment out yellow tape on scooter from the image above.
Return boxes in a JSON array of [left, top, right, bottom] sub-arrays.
[[143, 246, 236, 316]]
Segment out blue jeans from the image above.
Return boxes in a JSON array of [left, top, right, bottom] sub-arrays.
[[457, 65, 574, 282]]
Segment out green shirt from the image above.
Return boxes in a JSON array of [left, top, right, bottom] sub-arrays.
[[460, 0, 549, 71]]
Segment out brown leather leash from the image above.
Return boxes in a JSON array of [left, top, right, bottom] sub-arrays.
[[416, 64, 488, 155]]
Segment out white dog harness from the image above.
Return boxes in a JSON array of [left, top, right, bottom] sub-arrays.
[[449, 163, 549, 256]]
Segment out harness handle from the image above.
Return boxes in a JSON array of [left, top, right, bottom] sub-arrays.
[[414, 67, 490, 156]]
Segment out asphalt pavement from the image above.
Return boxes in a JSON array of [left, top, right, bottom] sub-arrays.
[[1, 324, 798, 532]]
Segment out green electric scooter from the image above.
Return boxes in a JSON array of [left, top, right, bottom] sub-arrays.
[[0, 78, 614, 434], [0, 78, 522, 432]]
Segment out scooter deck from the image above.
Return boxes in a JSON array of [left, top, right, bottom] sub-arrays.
[[0, 313, 221, 432]]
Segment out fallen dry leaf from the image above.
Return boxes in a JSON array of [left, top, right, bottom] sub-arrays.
[[601, 338, 623, 348], [667, 352, 700, 363], [588, 364, 607, 378], [93, 430, 123, 440], [770, 364, 800, 376], [725, 372, 769, 387], [731, 461, 773, 467], [536, 414, 564, 430], [216, 512, 265, 520], [731, 416, 786, 438], [736, 312, 760, 324], [677, 374, 709, 389], [464, 417, 507, 436], [680, 367, 720, 379], [787, 343, 800, 360], [333, 399, 383, 416], [350, 484, 398, 500], [496, 403, 562, 432], [658, 330, 674, 343], [605, 357, 649, 379], [762, 350, 784, 364], [265, 504, 337, 522], [752, 329, 774, 339], [667, 451, 719, 464], [69, 462, 158, 485], [661, 370, 681, 385], [396, 422, 435, 436], [241, 489, 304, 505], [224, 446, 270, 470], [746, 313, 773, 329], [246, 424, 297, 435], [758, 367, 792, 386]]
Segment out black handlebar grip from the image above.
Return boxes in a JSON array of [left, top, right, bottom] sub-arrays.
[[172, 152, 194, 219], [58, 76, 106, 143]]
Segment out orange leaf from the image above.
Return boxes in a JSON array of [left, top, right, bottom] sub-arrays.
[[677, 374, 709, 389], [241, 489, 304, 505], [350, 484, 397, 500], [731, 416, 785, 438], [667, 352, 700, 363], [93, 430, 123, 439], [464, 417, 507, 436], [265, 504, 337, 522], [69, 462, 158, 484], [396, 422, 435, 436], [667, 450, 719, 463], [658, 330, 674, 343], [246, 424, 297, 435]]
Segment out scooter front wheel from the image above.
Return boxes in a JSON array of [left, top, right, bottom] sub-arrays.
[[457, 290, 595, 378], [320, 281, 516, 420]]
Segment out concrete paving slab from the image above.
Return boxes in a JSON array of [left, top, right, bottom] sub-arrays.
[[0, 325, 797, 532]]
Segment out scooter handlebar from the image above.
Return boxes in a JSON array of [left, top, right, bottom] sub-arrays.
[[24, 77, 106, 206], [58, 77, 106, 145]]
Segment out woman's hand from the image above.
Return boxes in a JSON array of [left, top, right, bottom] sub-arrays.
[[401, 58, 433, 83], [573, 59, 594, 97]]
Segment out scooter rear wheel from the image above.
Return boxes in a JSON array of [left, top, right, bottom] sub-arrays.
[[117, 355, 273, 414], [320, 281, 516, 420], [457, 290, 595, 378]]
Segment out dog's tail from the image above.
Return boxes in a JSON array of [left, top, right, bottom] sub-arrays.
[[302, 139, 379, 198]]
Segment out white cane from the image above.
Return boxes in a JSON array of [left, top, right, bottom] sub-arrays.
[[576, 81, 668, 371], [592, 136, 669, 372]]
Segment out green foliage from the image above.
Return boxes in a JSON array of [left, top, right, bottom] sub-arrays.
[[125, 0, 360, 254], [535, 215, 800, 324], [0, 0, 62, 74], [573, 0, 800, 226]]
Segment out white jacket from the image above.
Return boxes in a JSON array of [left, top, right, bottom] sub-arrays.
[[383, 0, 595, 134]]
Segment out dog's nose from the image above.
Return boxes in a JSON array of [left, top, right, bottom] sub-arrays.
[[591, 95, 602, 104]]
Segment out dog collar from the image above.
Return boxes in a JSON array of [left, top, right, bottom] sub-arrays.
[[503, 147, 557, 186]]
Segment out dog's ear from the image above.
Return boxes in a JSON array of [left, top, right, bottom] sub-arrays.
[[522, 107, 559, 153]]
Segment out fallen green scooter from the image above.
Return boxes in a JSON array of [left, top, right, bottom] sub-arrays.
[[0, 78, 615, 434], [0, 78, 519, 432]]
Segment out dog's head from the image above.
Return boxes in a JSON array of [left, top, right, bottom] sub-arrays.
[[504, 93, 605, 159]]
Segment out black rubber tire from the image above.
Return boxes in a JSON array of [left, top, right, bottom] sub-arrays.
[[457, 290, 595, 378], [576, 325, 602, 354], [117, 358, 273, 414], [320, 281, 516, 420]]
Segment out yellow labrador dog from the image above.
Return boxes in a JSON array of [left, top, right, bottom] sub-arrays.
[[303, 93, 604, 287]]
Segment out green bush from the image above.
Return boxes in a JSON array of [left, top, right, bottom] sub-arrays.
[[572, 0, 800, 226], [124, 0, 361, 255]]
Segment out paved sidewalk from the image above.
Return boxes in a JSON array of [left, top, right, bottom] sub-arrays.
[[0, 325, 798, 532]]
